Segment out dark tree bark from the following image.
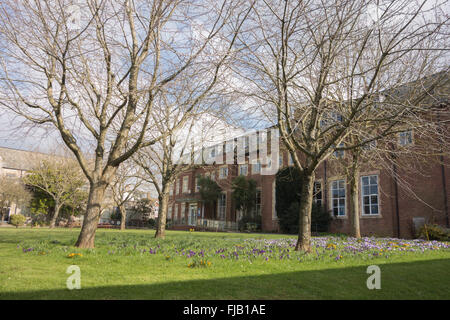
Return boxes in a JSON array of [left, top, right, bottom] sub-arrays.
[[75, 181, 107, 248], [155, 190, 169, 239], [295, 171, 315, 252]]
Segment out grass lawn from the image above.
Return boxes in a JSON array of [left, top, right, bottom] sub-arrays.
[[0, 227, 449, 300]]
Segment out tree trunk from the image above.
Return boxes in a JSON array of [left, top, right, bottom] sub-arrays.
[[119, 204, 127, 231], [155, 191, 169, 239], [49, 202, 62, 229], [75, 182, 107, 248], [295, 171, 315, 252], [349, 164, 361, 238]]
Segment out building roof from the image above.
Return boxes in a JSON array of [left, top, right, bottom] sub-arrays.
[[0, 146, 60, 171]]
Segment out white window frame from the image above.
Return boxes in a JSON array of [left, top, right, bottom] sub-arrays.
[[333, 143, 345, 159], [330, 179, 346, 217], [239, 164, 248, 176], [252, 160, 261, 174], [399, 130, 413, 146], [313, 181, 323, 206], [219, 166, 228, 179], [217, 192, 227, 221], [182, 176, 189, 193], [361, 175, 380, 216]]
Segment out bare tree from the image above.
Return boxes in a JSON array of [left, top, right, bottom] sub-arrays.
[[235, 0, 448, 251], [0, 0, 249, 247], [110, 160, 144, 230]]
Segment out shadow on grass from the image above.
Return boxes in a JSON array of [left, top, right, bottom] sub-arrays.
[[1, 258, 449, 300]]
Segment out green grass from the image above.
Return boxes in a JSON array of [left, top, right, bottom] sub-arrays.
[[0, 228, 449, 299]]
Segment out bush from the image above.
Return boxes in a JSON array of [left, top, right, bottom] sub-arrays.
[[238, 214, 262, 232], [147, 218, 156, 228], [278, 202, 331, 234], [418, 224, 450, 241], [10, 214, 27, 228]]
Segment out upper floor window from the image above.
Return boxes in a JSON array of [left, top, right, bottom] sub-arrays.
[[182, 176, 189, 193], [219, 167, 228, 179], [195, 176, 200, 192], [331, 180, 346, 216], [399, 130, 413, 146], [361, 175, 379, 215], [252, 160, 261, 174], [333, 143, 345, 159], [279, 154, 284, 168], [239, 164, 248, 176]]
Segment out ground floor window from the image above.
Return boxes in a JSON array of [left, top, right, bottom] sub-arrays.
[[331, 180, 346, 216], [254, 189, 262, 216], [218, 193, 226, 220], [313, 182, 322, 206], [361, 175, 379, 215]]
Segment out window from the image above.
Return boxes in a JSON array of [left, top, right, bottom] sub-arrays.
[[209, 147, 216, 158], [176, 180, 180, 194], [331, 180, 346, 216], [313, 182, 322, 206], [333, 143, 345, 158], [218, 193, 226, 221], [288, 154, 294, 166], [266, 157, 272, 169], [168, 207, 173, 220], [219, 167, 228, 179], [362, 140, 377, 150], [252, 160, 261, 174], [320, 112, 343, 127], [182, 176, 189, 193], [279, 154, 284, 168], [210, 171, 216, 181], [181, 203, 186, 224], [175, 205, 179, 223], [225, 140, 234, 154], [361, 175, 379, 215], [239, 164, 248, 176], [254, 189, 262, 216], [195, 176, 200, 192], [169, 183, 173, 196], [399, 130, 413, 146]]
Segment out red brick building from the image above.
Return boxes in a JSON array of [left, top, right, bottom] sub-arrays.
[[167, 75, 450, 239]]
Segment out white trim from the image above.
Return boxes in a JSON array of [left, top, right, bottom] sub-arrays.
[[360, 174, 381, 217]]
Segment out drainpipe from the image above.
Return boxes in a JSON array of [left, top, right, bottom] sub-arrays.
[[323, 160, 328, 208], [440, 154, 449, 227], [392, 161, 401, 238]]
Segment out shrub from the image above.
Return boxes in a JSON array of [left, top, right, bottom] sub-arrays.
[[238, 214, 262, 232], [10, 214, 27, 228], [418, 224, 449, 241], [147, 218, 156, 228], [278, 202, 331, 234]]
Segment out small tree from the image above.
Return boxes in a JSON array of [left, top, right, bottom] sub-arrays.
[[231, 175, 259, 230], [276, 166, 331, 234], [24, 159, 86, 228], [10, 214, 26, 228], [131, 198, 154, 227], [198, 176, 222, 219]]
